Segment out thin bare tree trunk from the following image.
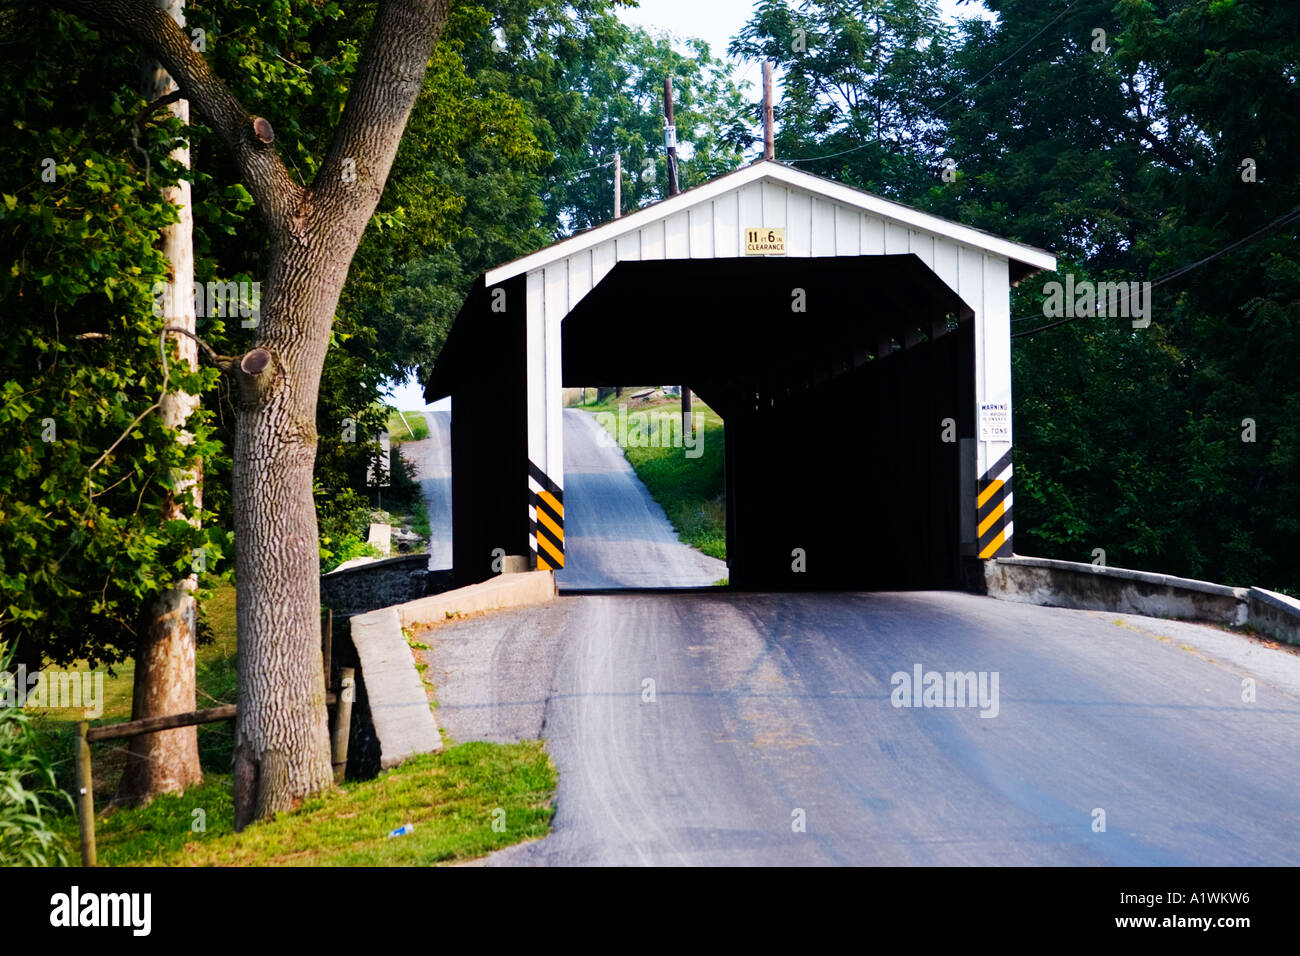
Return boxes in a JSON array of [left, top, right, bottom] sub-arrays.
[[116, 0, 202, 805]]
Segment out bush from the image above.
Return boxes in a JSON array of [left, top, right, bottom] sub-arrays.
[[317, 485, 383, 572], [0, 641, 72, 866]]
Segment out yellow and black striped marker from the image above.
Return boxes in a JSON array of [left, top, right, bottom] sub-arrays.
[[528, 460, 564, 570], [977, 447, 1013, 559]]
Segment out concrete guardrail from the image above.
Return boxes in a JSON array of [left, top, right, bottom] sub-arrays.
[[346, 569, 557, 770], [983, 555, 1250, 628]]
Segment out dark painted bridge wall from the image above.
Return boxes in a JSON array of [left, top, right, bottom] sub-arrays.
[[720, 322, 974, 590], [448, 275, 532, 587]]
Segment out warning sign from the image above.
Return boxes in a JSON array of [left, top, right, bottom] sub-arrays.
[[979, 402, 1010, 442], [744, 227, 786, 256]]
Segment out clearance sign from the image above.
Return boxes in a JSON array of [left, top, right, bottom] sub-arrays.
[[744, 226, 786, 255]]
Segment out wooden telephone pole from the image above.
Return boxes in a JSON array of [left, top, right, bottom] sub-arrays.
[[613, 151, 621, 219], [762, 61, 775, 161], [663, 76, 680, 196], [663, 76, 689, 430]]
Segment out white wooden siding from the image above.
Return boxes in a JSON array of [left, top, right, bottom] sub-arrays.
[[517, 174, 1030, 487]]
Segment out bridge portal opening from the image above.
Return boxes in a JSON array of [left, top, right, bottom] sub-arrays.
[[560, 256, 976, 590]]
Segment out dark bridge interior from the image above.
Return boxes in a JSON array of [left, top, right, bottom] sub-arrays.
[[563, 255, 976, 590], [429, 254, 976, 590]]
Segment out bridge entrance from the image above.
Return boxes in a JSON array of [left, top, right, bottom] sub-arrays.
[[425, 161, 1054, 590]]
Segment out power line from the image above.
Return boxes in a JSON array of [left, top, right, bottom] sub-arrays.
[[1011, 205, 1300, 339], [931, 1, 1078, 117], [562, 157, 616, 178]]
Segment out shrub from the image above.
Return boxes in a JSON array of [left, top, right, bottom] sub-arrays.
[[0, 641, 73, 866]]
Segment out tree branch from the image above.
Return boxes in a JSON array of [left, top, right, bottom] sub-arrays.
[[48, 0, 303, 226], [161, 325, 236, 372], [313, 0, 450, 218]]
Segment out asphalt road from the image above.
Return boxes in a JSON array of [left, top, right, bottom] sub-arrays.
[[424, 590, 1300, 865], [411, 404, 1300, 864], [404, 407, 726, 585], [555, 408, 728, 589], [401, 410, 453, 570]]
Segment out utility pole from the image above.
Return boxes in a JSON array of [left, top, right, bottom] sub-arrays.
[[663, 77, 686, 434], [762, 61, 775, 161], [613, 151, 621, 219], [663, 76, 679, 196]]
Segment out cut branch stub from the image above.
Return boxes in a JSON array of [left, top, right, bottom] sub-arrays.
[[252, 116, 274, 145], [241, 348, 272, 375], [236, 348, 279, 406]]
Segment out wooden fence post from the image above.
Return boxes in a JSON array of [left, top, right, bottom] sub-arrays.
[[322, 607, 333, 692], [75, 721, 96, 867], [332, 667, 355, 783]]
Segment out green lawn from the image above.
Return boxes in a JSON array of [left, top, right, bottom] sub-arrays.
[[58, 742, 555, 866], [387, 408, 429, 443], [583, 389, 727, 560]]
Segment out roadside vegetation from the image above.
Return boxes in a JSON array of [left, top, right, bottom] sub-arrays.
[[318, 408, 433, 572], [0, 642, 72, 866], [31, 581, 555, 866], [56, 742, 555, 867], [387, 408, 430, 443], [385, 434, 434, 551], [583, 388, 727, 560]]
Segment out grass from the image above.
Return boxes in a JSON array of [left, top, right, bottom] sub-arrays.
[[30, 582, 240, 807], [33, 580, 559, 866], [54, 741, 556, 866], [583, 388, 727, 560], [387, 408, 429, 443]]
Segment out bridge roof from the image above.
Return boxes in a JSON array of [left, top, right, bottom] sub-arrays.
[[483, 159, 1056, 286]]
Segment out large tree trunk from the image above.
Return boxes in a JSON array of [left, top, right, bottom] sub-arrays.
[[229, 239, 345, 827], [115, 0, 202, 806], [226, 2, 451, 829], [51, 0, 451, 828]]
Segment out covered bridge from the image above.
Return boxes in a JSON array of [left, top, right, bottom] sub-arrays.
[[425, 159, 1055, 590]]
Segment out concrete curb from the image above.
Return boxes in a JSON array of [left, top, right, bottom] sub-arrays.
[[348, 607, 444, 770], [1247, 587, 1300, 646], [343, 571, 555, 773], [984, 555, 1249, 627], [395, 570, 557, 631]]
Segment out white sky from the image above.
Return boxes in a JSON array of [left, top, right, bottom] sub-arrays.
[[619, 0, 992, 65], [385, 0, 993, 410]]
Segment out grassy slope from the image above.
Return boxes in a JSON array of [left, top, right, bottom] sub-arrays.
[[75, 742, 555, 866], [37, 581, 556, 866], [583, 390, 727, 560], [387, 408, 429, 443]]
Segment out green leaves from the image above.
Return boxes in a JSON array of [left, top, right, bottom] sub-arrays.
[[0, 6, 228, 666], [973, 0, 1300, 590]]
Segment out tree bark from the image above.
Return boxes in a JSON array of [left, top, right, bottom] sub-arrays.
[[50, 0, 451, 828], [115, 0, 202, 806]]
